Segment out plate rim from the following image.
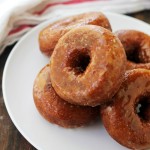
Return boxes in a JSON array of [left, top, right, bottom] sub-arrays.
[[2, 11, 150, 150]]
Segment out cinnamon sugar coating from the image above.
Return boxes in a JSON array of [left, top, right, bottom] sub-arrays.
[[39, 12, 112, 56], [50, 25, 126, 106], [101, 69, 150, 150], [115, 30, 150, 70], [33, 65, 99, 128]]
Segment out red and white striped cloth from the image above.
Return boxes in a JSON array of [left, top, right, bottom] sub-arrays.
[[0, 0, 150, 54]]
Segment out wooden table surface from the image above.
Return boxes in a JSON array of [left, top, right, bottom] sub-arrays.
[[0, 10, 150, 150]]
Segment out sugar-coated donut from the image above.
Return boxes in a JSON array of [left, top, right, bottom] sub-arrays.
[[115, 30, 150, 70], [101, 69, 150, 150], [33, 65, 99, 128], [50, 25, 126, 106], [39, 12, 112, 56]]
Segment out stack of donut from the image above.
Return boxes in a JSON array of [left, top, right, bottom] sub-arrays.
[[33, 12, 150, 150]]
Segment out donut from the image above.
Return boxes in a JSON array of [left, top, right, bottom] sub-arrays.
[[127, 61, 150, 70], [50, 25, 126, 106], [101, 69, 150, 150], [39, 12, 112, 56], [115, 30, 150, 70], [33, 65, 99, 128]]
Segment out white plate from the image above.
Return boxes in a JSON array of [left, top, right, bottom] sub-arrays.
[[2, 12, 150, 150]]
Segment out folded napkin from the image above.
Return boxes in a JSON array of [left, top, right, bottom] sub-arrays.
[[0, 0, 150, 55]]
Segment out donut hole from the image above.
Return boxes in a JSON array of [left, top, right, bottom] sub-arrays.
[[126, 45, 141, 63], [67, 50, 91, 75], [135, 95, 150, 122]]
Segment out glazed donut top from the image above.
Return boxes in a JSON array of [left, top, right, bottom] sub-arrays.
[[39, 12, 112, 56], [101, 69, 150, 150], [42, 12, 112, 31], [50, 25, 126, 106], [115, 30, 150, 64]]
